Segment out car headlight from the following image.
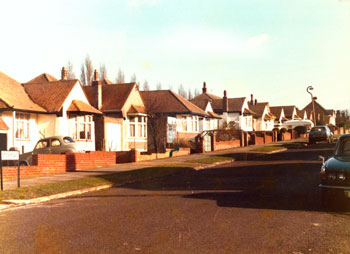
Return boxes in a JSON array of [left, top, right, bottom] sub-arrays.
[[338, 173, 346, 181], [320, 165, 327, 180], [328, 173, 336, 181]]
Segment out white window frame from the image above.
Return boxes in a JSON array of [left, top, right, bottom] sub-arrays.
[[69, 115, 92, 141], [15, 112, 30, 140], [128, 115, 147, 138]]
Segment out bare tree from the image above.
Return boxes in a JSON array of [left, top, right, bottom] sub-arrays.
[[188, 88, 193, 100], [156, 82, 162, 90], [99, 64, 107, 80], [116, 68, 125, 84], [142, 80, 150, 91], [66, 61, 76, 80], [130, 73, 137, 82], [80, 55, 93, 86], [178, 84, 187, 98], [80, 64, 86, 86]]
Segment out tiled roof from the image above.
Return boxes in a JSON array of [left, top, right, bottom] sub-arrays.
[[282, 106, 296, 119], [0, 71, 46, 112], [23, 80, 78, 112], [0, 117, 9, 130], [128, 105, 147, 114], [249, 102, 268, 117], [270, 106, 283, 119], [211, 97, 246, 114], [192, 92, 222, 101], [208, 111, 221, 119], [84, 82, 135, 111], [141, 90, 208, 116], [296, 109, 306, 119], [67, 100, 102, 114], [303, 101, 329, 115], [26, 73, 58, 83], [189, 99, 209, 111]]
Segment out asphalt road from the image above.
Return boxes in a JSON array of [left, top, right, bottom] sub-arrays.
[[1, 143, 350, 254]]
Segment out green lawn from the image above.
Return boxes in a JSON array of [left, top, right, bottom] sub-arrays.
[[0, 166, 192, 202]]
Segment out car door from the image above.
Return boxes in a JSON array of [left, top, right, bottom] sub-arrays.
[[50, 138, 64, 154]]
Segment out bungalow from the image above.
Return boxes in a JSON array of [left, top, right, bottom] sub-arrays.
[[191, 82, 255, 131], [249, 101, 275, 131], [83, 70, 148, 151], [140, 90, 209, 152], [0, 68, 101, 153], [303, 100, 336, 126]]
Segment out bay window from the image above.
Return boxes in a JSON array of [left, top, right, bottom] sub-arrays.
[[69, 115, 92, 140], [129, 116, 147, 138]]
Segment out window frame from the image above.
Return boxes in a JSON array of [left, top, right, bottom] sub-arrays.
[[15, 112, 30, 140]]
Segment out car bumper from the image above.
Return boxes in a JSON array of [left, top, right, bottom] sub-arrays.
[[319, 184, 350, 190]]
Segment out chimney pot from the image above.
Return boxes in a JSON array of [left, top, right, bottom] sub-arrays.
[[93, 69, 99, 81], [250, 94, 253, 105], [61, 67, 67, 80], [255, 99, 257, 105], [223, 90, 228, 112], [202, 81, 207, 93]]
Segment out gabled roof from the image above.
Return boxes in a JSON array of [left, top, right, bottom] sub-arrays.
[[189, 99, 209, 111], [0, 117, 9, 130], [191, 92, 221, 101], [128, 105, 147, 114], [211, 97, 247, 114], [296, 109, 306, 119], [141, 90, 208, 117], [67, 100, 102, 114], [303, 100, 331, 115], [23, 80, 79, 112], [249, 102, 269, 117], [0, 71, 46, 112], [26, 73, 58, 83], [281, 106, 297, 119], [84, 82, 136, 111], [270, 106, 283, 119]]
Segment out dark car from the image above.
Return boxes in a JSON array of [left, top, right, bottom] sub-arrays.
[[19, 136, 78, 166], [309, 125, 333, 144], [319, 134, 350, 204]]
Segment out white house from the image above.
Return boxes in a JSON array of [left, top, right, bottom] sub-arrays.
[[249, 102, 275, 131]]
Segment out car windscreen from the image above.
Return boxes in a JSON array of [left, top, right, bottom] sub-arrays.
[[335, 137, 350, 156], [310, 127, 325, 133], [63, 137, 75, 143]]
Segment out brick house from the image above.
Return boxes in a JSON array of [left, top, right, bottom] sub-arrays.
[[303, 100, 336, 126], [0, 68, 101, 153], [83, 70, 148, 151], [191, 82, 255, 131], [140, 90, 209, 152]]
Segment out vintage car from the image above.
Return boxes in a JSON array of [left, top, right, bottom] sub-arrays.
[[19, 136, 78, 166], [319, 134, 350, 204]]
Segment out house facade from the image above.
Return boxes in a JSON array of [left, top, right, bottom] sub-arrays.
[[0, 68, 100, 153], [249, 101, 275, 131], [303, 100, 336, 126], [84, 70, 148, 151], [141, 90, 209, 152]]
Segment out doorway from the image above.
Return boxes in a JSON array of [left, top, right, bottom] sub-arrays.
[[0, 133, 7, 151]]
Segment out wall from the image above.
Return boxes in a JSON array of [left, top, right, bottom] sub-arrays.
[[215, 140, 241, 150]]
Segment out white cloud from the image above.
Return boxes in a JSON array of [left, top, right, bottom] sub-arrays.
[[164, 28, 270, 57], [127, 0, 160, 9]]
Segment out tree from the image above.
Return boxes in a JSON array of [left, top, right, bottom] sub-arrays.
[[178, 84, 187, 98], [142, 80, 150, 91], [188, 88, 193, 100], [156, 82, 162, 90], [99, 64, 107, 80], [66, 61, 76, 80], [130, 73, 137, 82], [80, 55, 93, 86], [116, 68, 125, 84]]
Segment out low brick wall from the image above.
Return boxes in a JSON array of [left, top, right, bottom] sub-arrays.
[[282, 132, 292, 141], [215, 140, 241, 151], [67, 151, 118, 170], [138, 148, 190, 161]]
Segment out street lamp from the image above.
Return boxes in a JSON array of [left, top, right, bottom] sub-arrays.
[[306, 86, 316, 126]]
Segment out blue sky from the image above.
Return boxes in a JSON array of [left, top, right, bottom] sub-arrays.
[[1, 0, 350, 110]]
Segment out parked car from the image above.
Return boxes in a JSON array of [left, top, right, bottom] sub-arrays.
[[19, 136, 78, 166], [319, 134, 350, 205], [309, 125, 333, 144]]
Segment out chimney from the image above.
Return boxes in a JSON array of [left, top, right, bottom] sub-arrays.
[[92, 80, 102, 110], [61, 67, 67, 80], [202, 82, 207, 93], [93, 69, 99, 81], [250, 94, 254, 105], [223, 90, 228, 112], [255, 99, 257, 105]]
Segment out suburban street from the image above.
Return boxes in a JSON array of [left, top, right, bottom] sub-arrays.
[[2, 143, 350, 254]]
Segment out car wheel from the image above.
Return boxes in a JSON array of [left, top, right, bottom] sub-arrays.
[[20, 161, 28, 166]]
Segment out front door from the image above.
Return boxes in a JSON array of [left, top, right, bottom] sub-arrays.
[[0, 133, 7, 151], [204, 135, 212, 152]]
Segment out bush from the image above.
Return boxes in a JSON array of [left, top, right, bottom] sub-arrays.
[[294, 125, 307, 134]]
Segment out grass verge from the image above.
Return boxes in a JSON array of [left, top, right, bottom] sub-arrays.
[[0, 166, 192, 203], [250, 146, 286, 153]]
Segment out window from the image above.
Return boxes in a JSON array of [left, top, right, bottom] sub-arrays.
[[51, 139, 61, 147], [35, 140, 48, 150], [129, 116, 147, 138], [15, 112, 30, 139], [69, 115, 92, 140]]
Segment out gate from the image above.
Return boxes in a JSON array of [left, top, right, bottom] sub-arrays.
[[204, 134, 212, 152]]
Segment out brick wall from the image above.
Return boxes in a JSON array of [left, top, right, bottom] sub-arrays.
[[215, 140, 241, 151]]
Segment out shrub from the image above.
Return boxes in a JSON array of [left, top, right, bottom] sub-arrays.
[[294, 125, 307, 134]]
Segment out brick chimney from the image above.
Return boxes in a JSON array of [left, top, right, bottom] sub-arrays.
[[93, 69, 99, 81], [255, 99, 257, 105], [61, 67, 67, 80], [223, 90, 228, 112], [202, 82, 207, 93], [250, 94, 254, 105], [92, 80, 102, 110]]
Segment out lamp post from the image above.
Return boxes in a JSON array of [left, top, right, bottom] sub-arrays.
[[306, 86, 316, 126]]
